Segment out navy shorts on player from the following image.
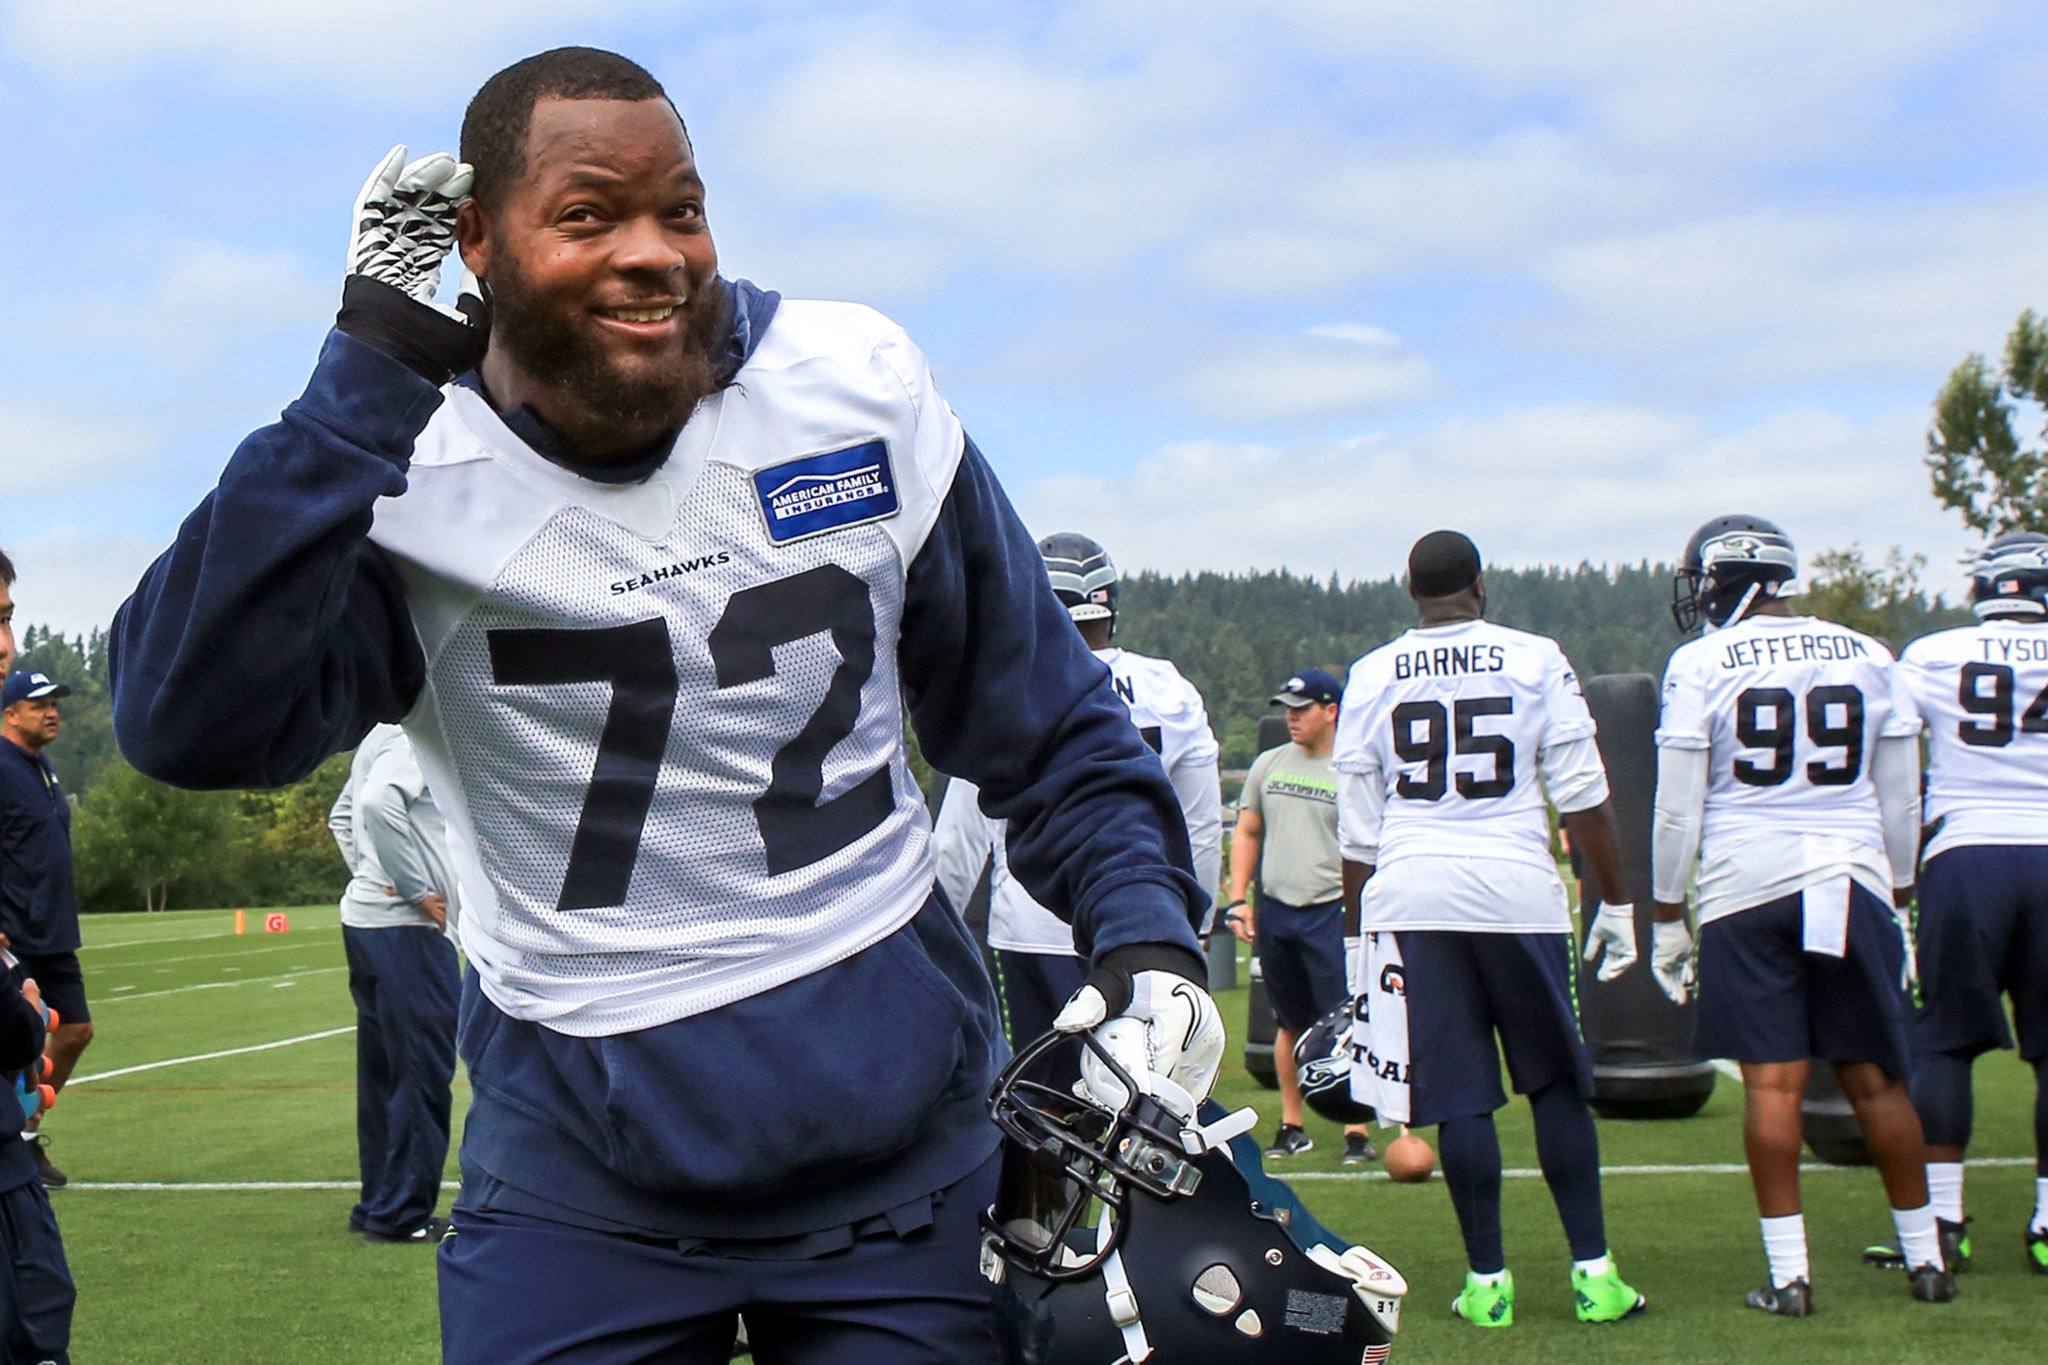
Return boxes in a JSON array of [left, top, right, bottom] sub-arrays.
[[0, 1180, 72, 1363], [438, 1153, 999, 1364], [991, 948, 1084, 1086], [1256, 895, 1347, 1033], [1695, 885, 1910, 1077], [14, 954, 86, 1027], [1913, 844, 2048, 1061], [1393, 930, 1590, 1126]]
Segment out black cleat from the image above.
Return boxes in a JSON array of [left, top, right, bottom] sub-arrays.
[[1263, 1124, 1313, 1159], [1745, 1278, 1813, 1317], [28, 1136, 65, 1190], [1907, 1263, 1959, 1303], [1342, 1133, 1378, 1165], [362, 1215, 452, 1245], [1938, 1217, 1972, 1273]]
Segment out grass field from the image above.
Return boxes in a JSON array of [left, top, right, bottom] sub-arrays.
[[44, 905, 2046, 1362]]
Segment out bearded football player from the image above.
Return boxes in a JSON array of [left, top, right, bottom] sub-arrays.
[[108, 47, 1221, 1363]]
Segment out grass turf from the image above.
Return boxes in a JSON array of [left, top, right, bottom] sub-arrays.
[[43, 906, 2047, 1361]]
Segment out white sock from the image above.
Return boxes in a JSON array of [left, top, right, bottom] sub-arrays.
[[1469, 1268, 1505, 1286], [2033, 1178, 2048, 1236], [1572, 1253, 1611, 1277], [1926, 1162, 1965, 1224], [1893, 1203, 1942, 1271], [1760, 1214, 1808, 1288], [17, 1132, 32, 1143]]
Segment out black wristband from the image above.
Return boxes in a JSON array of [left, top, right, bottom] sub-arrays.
[[336, 274, 486, 384]]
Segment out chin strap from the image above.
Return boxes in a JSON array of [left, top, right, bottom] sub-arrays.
[[1096, 1212, 1153, 1363], [1703, 581, 1763, 633]]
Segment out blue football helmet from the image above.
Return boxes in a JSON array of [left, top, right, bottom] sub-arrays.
[[1039, 532, 1118, 631], [1294, 999, 1375, 1126], [1671, 514, 1798, 633], [984, 1029, 1406, 1363], [1970, 531, 2048, 620]]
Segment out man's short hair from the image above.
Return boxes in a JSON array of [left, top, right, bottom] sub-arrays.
[[461, 47, 675, 207], [1408, 529, 1482, 598], [0, 547, 12, 587]]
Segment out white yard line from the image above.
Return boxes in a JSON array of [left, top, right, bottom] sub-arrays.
[[66, 1026, 357, 1085], [90, 966, 345, 1005], [1289, 1156, 2039, 1182], [91, 936, 337, 971]]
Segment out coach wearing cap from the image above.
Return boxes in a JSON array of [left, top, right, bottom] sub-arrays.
[[0, 671, 91, 1187], [1225, 667, 1376, 1164]]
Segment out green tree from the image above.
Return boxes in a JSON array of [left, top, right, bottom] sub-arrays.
[[71, 760, 244, 912], [1801, 545, 1967, 650], [1927, 309, 2048, 535]]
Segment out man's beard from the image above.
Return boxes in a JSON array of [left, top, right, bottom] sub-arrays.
[[486, 254, 733, 452]]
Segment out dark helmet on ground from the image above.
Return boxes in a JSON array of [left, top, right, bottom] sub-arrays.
[[1039, 532, 1118, 629], [1293, 999, 1375, 1126], [1970, 531, 2048, 621], [984, 1030, 1405, 1363], [1671, 514, 1798, 633]]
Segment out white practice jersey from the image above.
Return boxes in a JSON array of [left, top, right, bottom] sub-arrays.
[[1900, 621, 2048, 860], [1657, 614, 1920, 922], [366, 301, 965, 1035], [932, 647, 1221, 953], [1334, 620, 1606, 933]]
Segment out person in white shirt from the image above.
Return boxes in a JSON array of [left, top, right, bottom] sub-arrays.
[[1337, 530, 1645, 1328], [1889, 531, 2048, 1276], [932, 532, 1221, 1084], [1650, 514, 1952, 1316], [328, 723, 461, 1244]]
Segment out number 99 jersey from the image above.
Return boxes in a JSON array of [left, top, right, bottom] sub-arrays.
[[366, 301, 965, 1037], [1899, 620, 2048, 860], [1656, 613, 1920, 854], [1333, 619, 1598, 872]]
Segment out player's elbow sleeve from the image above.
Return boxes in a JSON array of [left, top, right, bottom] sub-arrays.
[[1649, 744, 1707, 904]]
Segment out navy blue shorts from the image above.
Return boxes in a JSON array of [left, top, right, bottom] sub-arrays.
[[1394, 930, 1590, 1126], [1695, 886, 1911, 1077], [438, 1153, 999, 1364], [1913, 845, 2048, 1061], [991, 949, 1086, 1088], [1256, 896, 1348, 1034], [15, 954, 86, 1027]]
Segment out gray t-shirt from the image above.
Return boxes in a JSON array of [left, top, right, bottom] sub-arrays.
[[1239, 743, 1341, 907]]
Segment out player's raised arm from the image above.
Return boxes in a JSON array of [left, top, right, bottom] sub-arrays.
[[109, 148, 488, 789]]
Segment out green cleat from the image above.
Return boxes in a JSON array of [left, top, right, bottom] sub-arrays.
[[1450, 1269, 1515, 1328], [2027, 1227, 2048, 1275], [1573, 1259, 1647, 1324]]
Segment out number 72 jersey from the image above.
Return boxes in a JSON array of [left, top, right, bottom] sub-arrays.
[[1899, 620, 2048, 859], [1656, 613, 1919, 850], [366, 301, 967, 1037]]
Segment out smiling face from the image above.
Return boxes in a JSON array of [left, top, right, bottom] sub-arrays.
[[462, 96, 727, 458]]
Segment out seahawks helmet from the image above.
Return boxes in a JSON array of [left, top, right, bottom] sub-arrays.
[[1294, 1000, 1375, 1126], [1039, 532, 1118, 630], [1671, 514, 1799, 633], [985, 1030, 1405, 1363], [1970, 531, 2048, 621]]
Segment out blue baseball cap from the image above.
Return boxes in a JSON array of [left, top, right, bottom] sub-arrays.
[[1, 672, 71, 709], [1271, 668, 1342, 708]]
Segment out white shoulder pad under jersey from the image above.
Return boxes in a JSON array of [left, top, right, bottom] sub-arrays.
[[1657, 614, 1918, 853], [1901, 621, 2048, 856], [367, 301, 967, 1035], [1334, 620, 1591, 870]]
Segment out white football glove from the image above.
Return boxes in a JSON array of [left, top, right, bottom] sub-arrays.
[[350, 145, 473, 310], [1054, 949, 1224, 1122], [1651, 918, 1694, 1005], [338, 146, 487, 382], [1580, 903, 1638, 983]]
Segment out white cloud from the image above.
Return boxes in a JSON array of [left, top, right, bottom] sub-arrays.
[[1180, 324, 1435, 420], [1016, 401, 1970, 589], [0, 404, 156, 488], [0, 527, 163, 639]]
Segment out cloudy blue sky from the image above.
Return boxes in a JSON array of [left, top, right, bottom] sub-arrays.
[[4, 1, 2045, 637]]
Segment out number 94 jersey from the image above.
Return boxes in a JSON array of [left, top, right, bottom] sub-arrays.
[[1334, 619, 1598, 871], [1899, 621, 2048, 860], [1656, 614, 1919, 851], [367, 301, 964, 1037]]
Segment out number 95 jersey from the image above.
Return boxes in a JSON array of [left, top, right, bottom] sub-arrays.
[[1334, 619, 1598, 871], [367, 301, 963, 1036], [1656, 613, 1919, 852]]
